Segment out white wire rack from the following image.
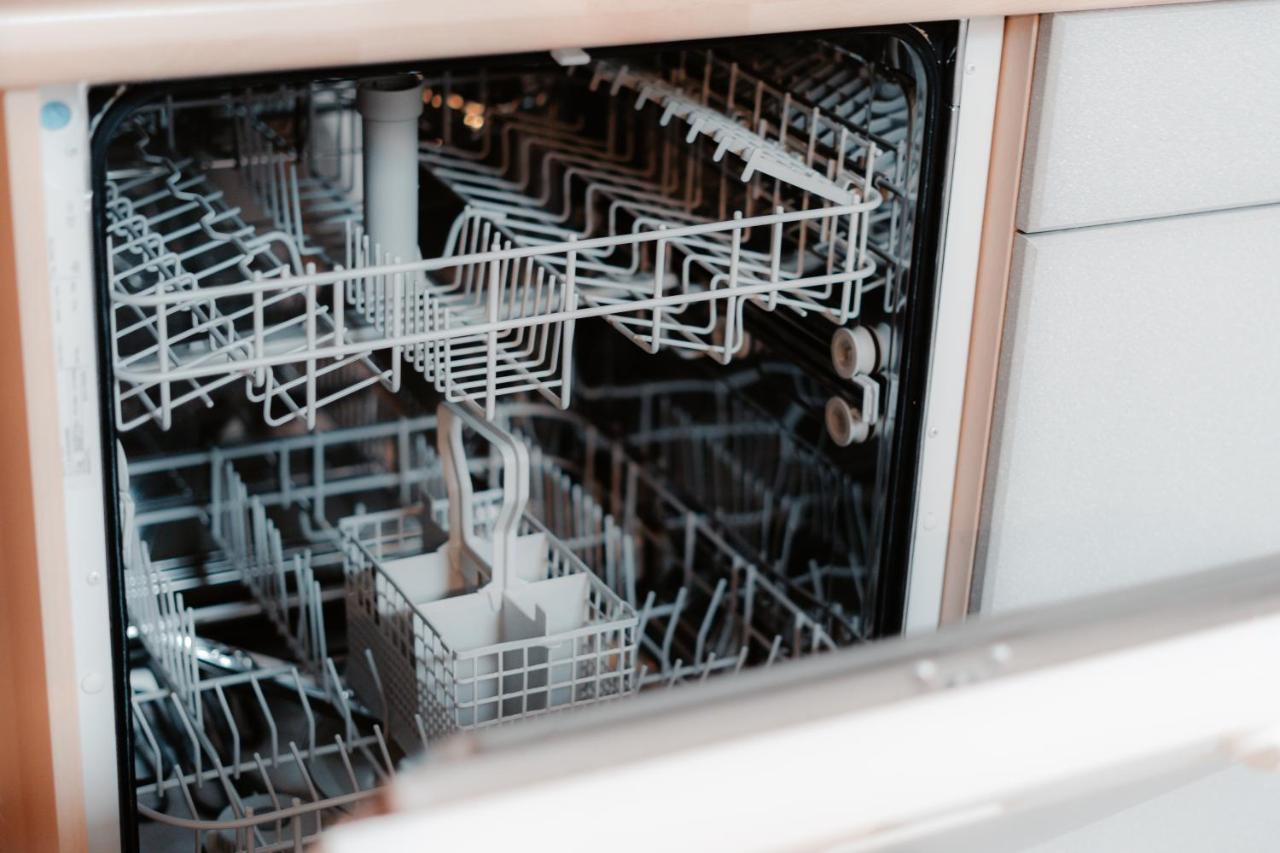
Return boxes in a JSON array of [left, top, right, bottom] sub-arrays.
[[120, 400, 849, 846], [132, 662, 400, 853], [126, 393, 848, 699], [123, 438, 406, 851], [106, 58, 884, 430], [573, 377, 871, 640], [420, 95, 881, 340], [107, 98, 390, 434], [122, 479, 205, 722], [712, 41, 921, 309], [499, 404, 842, 683], [211, 462, 330, 673], [341, 403, 638, 745], [588, 61, 861, 206]]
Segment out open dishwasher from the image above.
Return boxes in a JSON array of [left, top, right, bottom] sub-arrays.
[[81, 21, 971, 851]]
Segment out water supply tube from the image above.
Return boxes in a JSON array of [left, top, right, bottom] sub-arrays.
[[357, 74, 425, 264]]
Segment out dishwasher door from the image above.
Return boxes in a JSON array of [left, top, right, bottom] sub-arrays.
[[317, 557, 1280, 852]]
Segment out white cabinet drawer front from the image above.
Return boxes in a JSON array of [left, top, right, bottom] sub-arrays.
[[1019, 0, 1280, 232], [980, 204, 1280, 613]]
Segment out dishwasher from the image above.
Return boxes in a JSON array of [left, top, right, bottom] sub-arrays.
[[4, 11, 1027, 849], [82, 24, 960, 850]]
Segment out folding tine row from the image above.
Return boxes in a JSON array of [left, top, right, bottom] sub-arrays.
[[591, 52, 893, 315], [577, 378, 871, 641], [122, 481, 204, 723], [499, 404, 842, 684], [234, 87, 364, 263], [716, 40, 922, 308], [108, 103, 392, 434], [211, 462, 330, 674], [122, 452, 401, 852], [106, 117, 295, 432], [124, 442, 334, 677], [132, 664, 397, 853]]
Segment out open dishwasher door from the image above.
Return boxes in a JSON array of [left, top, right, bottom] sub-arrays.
[[318, 557, 1280, 853]]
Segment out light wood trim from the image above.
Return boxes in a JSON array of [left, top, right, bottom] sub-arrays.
[[0, 0, 1200, 90], [0, 86, 55, 853], [0, 91, 89, 853], [939, 15, 1040, 625]]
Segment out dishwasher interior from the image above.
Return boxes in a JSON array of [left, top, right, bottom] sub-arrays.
[[97, 25, 953, 850]]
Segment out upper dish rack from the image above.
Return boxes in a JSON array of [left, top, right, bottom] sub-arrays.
[[104, 49, 886, 432]]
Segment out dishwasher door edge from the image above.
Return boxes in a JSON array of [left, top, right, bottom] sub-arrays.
[[902, 16, 1004, 635]]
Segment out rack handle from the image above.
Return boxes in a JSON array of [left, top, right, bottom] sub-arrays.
[[436, 402, 530, 593]]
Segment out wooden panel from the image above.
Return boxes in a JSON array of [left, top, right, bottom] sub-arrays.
[[0, 85, 56, 853], [940, 15, 1040, 625], [0, 0, 1203, 89], [0, 92, 88, 853]]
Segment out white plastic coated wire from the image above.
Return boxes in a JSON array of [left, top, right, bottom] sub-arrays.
[[498, 404, 843, 678], [590, 61, 860, 205], [211, 461, 330, 674], [123, 441, 406, 852], [107, 70, 883, 429], [125, 398, 848, 692], [132, 662, 398, 853]]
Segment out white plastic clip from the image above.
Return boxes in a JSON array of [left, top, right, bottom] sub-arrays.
[[550, 48, 591, 67]]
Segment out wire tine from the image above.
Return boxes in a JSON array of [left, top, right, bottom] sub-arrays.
[[371, 724, 396, 779], [333, 735, 362, 793], [326, 657, 357, 742], [167, 694, 204, 789], [414, 713, 430, 751], [699, 653, 718, 683], [289, 667, 317, 755], [363, 648, 390, 728], [253, 752, 283, 813], [212, 683, 241, 780], [287, 741, 322, 804], [765, 634, 784, 667], [694, 577, 727, 666], [292, 797, 304, 852]]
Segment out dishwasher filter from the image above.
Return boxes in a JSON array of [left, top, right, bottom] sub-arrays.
[[94, 25, 955, 851]]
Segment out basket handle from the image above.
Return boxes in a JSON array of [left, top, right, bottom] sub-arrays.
[[436, 401, 530, 593]]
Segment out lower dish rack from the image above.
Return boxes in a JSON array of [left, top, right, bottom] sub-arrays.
[[121, 391, 859, 850]]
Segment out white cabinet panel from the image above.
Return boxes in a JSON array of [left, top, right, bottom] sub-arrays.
[[1018, 0, 1280, 233], [978, 204, 1280, 613], [1024, 767, 1280, 853]]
